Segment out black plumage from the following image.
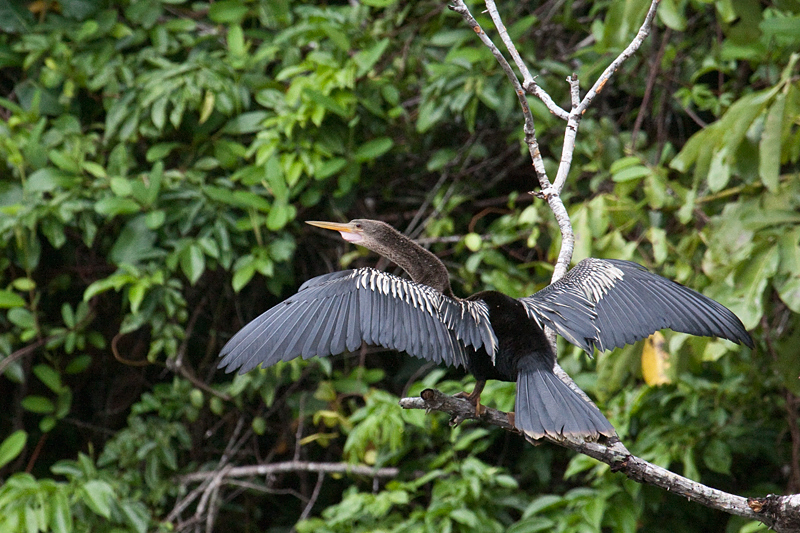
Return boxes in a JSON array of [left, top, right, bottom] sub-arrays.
[[219, 219, 753, 440]]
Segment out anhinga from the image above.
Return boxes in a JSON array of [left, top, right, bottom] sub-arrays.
[[219, 219, 753, 440]]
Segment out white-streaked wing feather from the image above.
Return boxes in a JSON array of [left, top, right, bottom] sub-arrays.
[[519, 258, 752, 353], [219, 268, 497, 373]]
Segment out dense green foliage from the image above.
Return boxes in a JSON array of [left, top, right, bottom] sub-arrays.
[[0, 0, 799, 530]]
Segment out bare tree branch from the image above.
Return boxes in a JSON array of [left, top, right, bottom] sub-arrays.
[[551, 0, 661, 196], [576, 0, 661, 116], [181, 461, 400, 484], [448, 0, 551, 188], [481, 0, 569, 120], [399, 389, 800, 532]]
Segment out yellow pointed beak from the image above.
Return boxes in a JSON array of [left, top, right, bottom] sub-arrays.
[[306, 221, 357, 233], [306, 220, 365, 243]]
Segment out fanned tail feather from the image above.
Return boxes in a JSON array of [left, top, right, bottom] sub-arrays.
[[515, 366, 615, 440]]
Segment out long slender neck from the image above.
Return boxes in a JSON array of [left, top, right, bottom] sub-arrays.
[[371, 226, 453, 297]]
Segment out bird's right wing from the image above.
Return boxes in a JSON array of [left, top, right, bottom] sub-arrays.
[[519, 258, 753, 353], [218, 268, 497, 374]]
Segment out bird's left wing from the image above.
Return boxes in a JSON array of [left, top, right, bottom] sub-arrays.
[[218, 268, 497, 374], [518, 258, 753, 353]]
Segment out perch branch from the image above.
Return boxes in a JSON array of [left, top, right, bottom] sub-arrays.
[[400, 389, 800, 532]]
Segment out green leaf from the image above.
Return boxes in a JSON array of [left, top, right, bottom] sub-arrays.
[[222, 111, 269, 134], [450, 508, 478, 527], [609, 155, 641, 173], [227, 24, 245, 56], [109, 217, 158, 265], [25, 168, 80, 193], [729, 244, 780, 329], [416, 99, 446, 133], [82, 480, 115, 518], [707, 147, 730, 192], [95, 196, 141, 217], [267, 200, 295, 231], [741, 210, 800, 231], [360, 0, 398, 7], [110, 177, 133, 197], [208, 0, 248, 24], [146, 142, 180, 162], [120, 501, 150, 533], [761, 16, 800, 39], [507, 517, 555, 533], [779, 227, 800, 275], [232, 190, 271, 211], [21, 395, 55, 414], [759, 94, 784, 192], [33, 364, 63, 394], [180, 244, 205, 285], [315, 157, 347, 179], [0, 0, 33, 33], [612, 165, 650, 182], [303, 88, 349, 119], [8, 307, 35, 329], [65, 355, 92, 374], [82, 161, 107, 178], [59, 0, 102, 20], [354, 38, 390, 77], [703, 439, 732, 474], [232, 258, 256, 292], [0, 430, 27, 469], [51, 491, 71, 533], [657, 0, 687, 31], [145, 210, 166, 229], [778, 277, 800, 314], [353, 137, 393, 162], [11, 278, 35, 291], [464, 233, 482, 252], [0, 289, 25, 308], [83, 271, 136, 301]]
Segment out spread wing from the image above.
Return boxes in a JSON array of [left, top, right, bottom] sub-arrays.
[[518, 258, 753, 353], [218, 268, 497, 374]]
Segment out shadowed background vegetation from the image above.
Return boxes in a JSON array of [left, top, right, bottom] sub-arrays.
[[0, 0, 799, 530]]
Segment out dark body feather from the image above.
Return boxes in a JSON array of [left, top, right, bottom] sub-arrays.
[[219, 219, 753, 441]]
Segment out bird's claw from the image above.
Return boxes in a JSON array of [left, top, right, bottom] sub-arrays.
[[449, 414, 467, 427], [454, 390, 485, 418]]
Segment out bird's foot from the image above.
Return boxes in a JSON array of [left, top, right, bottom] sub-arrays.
[[454, 380, 487, 417], [454, 391, 486, 417]]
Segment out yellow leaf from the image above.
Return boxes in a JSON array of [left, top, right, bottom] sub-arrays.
[[642, 331, 671, 386]]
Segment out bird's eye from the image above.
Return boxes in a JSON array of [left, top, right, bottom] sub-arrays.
[[354, 223, 362, 229]]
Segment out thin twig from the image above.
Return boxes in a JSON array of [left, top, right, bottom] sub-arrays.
[[449, 0, 551, 187], [0, 336, 53, 376], [297, 472, 325, 523], [630, 28, 672, 151], [577, 0, 661, 115], [181, 461, 400, 484], [482, 0, 569, 120]]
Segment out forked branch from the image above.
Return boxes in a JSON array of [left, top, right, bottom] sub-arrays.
[[449, 0, 660, 281], [434, 0, 800, 531]]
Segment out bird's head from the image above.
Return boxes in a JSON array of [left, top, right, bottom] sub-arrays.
[[306, 219, 392, 249], [306, 218, 452, 294]]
